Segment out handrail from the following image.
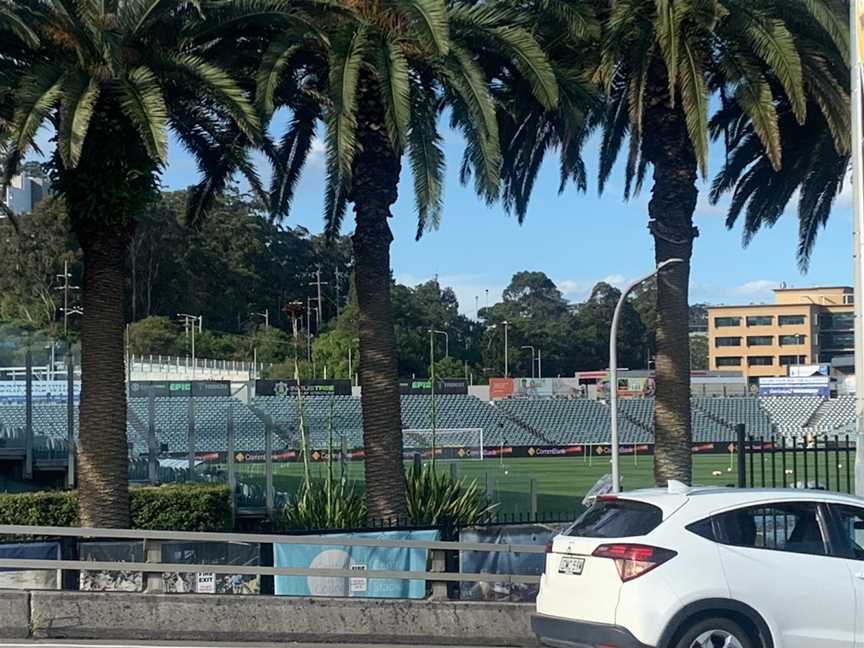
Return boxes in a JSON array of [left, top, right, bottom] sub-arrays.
[[0, 524, 547, 587], [0, 559, 540, 585], [0, 524, 547, 553]]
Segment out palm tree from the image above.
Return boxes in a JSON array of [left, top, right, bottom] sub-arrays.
[[708, 7, 850, 271], [502, 0, 848, 486], [259, 0, 560, 520], [0, 0, 263, 527]]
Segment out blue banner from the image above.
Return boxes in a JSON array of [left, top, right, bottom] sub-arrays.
[[274, 530, 438, 599], [0, 541, 61, 589]]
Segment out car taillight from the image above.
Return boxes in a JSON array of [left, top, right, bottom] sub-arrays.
[[544, 540, 554, 553], [591, 544, 677, 582]]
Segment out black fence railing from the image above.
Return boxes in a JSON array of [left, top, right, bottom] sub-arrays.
[[739, 428, 854, 494]]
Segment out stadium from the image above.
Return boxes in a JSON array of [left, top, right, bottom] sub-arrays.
[[1, 362, 856, 516]]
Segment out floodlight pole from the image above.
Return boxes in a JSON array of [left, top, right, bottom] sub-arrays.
[[610, 258, 684, 493], [851, 0, 864, 497]]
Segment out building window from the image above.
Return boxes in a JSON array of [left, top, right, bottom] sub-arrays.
[[716, 357, 742, 367], [778, 315, 806, 326], [715, 337, 742, 348], [746, 315, 774, 327], [779, 334, 806, 346], [779, 355, 807, 366], [748, 356, 774, 366], [820, 312, 854, 331], [819, 332, 854, 350], [747, 336, 773, 346], [715, 317, 742, 328], [844, 295, 855, 305]]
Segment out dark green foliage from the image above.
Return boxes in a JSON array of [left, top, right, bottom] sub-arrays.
[[0, 484, 231, 532], [406, 465, 496, 527], [0, 491, 78, 527], [130, 484, 232, 532]]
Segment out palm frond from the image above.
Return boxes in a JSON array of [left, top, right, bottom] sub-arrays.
[[255, 33, 301, 116], [58, 76, 100, 168], [407, 79, 444, 239], [270, 100, 319, 218], [678, 37, 709, 177], [166, 54, 261, 143], [119, 66, 169, 162], [391, 0, 449, 56], [377, 35, 411, 152]]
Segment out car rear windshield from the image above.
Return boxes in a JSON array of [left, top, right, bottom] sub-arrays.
[[566, 499, 663, 538]]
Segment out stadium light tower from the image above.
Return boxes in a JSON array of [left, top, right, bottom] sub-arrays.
[[609, 258, 684, 493]]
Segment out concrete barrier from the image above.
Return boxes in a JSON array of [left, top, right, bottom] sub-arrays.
[[0, 591, 30, 638], [30, 591, 541, 646]]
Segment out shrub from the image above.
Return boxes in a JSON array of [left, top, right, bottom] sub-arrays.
[[0, 491, 78, 527], [406, 465, 496, 527], [130, 483, 232, 531], [0, 483, 231, 532]]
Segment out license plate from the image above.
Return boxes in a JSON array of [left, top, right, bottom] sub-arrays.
[[558, 556, 585, 575]]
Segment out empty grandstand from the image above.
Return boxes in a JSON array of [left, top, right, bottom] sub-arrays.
[[0, 384, 860, 475]]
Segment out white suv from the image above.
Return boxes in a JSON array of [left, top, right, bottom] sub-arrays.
[[532, 484, 864, 648]]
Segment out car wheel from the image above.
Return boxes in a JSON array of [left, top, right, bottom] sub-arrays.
[[673, 617, 755, 648]]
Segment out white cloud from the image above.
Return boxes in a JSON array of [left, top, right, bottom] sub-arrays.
[[733, 279, 780, 297], [695, 192, 727, 218], [307, 136, 326, 167]]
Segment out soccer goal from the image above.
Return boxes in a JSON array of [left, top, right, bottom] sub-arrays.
[[402, 428, 485, 461]]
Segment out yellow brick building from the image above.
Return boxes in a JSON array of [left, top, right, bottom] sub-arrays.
[[707, 287, 854, 381]]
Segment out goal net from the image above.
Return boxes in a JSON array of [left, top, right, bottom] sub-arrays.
[[402, 428, 485, 461]]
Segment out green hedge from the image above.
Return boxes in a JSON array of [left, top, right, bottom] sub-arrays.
[[0, 483, 231, 532]]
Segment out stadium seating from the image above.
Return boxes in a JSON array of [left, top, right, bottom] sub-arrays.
[[1, 392, 860, 460], [758, 396, 824, 433]]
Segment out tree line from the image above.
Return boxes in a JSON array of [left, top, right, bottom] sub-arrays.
[[0, 191, 710, 378]]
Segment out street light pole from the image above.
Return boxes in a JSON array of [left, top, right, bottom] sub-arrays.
[[851, 0, 864, 496], [503, 320, 509, 378], [609, 258, 684, 493], [537, 349, 542, 379], [521, 345, 536, 379]]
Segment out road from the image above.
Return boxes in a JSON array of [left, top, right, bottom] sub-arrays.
[[0, 643, 510, 648]]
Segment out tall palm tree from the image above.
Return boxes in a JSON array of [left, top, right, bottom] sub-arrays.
[[502, 0, 848, 486], [0, 0, 263, 527], [259, 0, 560, 520]]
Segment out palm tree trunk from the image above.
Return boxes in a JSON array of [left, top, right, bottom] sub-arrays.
[[351, 72, 407, 521], [644, 80, 699, 487], [74, 219, 132, 527]]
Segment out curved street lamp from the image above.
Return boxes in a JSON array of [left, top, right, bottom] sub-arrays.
[[609, 258, 685, 493]]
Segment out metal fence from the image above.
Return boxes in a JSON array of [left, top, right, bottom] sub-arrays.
[[738, 426, 855, 494]]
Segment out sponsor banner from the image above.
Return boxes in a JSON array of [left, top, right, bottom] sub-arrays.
[[161, 541, 260, 595], [0, 542, 61, 590], [399, 379, 468, 395], [789, 364, 830, 377], [597, 377, 655, 399], [129, 381, 231, 398], [176, 442, 750, 464], [255, 380, 352, 397], [758, 376, 830, 397], [511, 378, 582, 399], [274, 530, 439, 599], [460, 525, 559, 602], [489, 378, 514, 400], [0, 380, 80, 403]]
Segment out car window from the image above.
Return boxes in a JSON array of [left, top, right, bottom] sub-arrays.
[[714, 502, 827, 556], [566, 499, 662, 538], [829, 505, 864, 560]]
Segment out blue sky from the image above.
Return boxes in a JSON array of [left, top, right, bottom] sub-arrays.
[[160, 117, 853, 317]]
